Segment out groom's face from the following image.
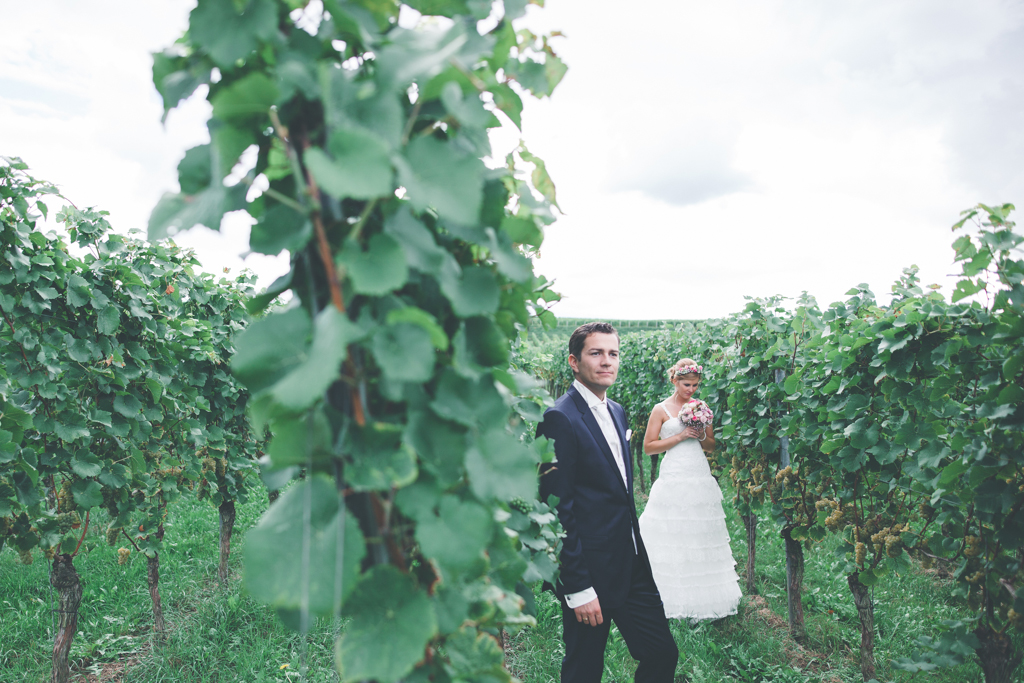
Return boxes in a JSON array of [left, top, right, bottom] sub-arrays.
[[569, 332, 620, 393]]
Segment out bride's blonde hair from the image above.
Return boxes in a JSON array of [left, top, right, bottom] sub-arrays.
[[668, 358, 701, 382]]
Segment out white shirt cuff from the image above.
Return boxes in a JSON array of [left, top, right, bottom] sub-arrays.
[[564, 587, 598, 609]]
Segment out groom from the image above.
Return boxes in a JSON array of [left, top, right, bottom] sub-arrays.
[[537, 322, 678, 682]]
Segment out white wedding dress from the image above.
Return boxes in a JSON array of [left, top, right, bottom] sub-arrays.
[[638, 403, 742, 621]]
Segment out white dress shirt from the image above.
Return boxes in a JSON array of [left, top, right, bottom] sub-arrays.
[[564, 380, 635, 609]]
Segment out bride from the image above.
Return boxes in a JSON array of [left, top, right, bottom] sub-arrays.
[[638, 359, 742, 621]]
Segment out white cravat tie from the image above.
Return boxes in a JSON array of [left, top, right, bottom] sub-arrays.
[[592, 401, 628, 489]]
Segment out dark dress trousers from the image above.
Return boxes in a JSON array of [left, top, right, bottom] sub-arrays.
[[537, 385, 678, 683]]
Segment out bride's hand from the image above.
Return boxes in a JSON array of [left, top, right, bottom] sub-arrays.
[[679, 426, 701, 441]]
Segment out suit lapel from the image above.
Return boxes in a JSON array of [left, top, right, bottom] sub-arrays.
[[607, 401, 633, 493], [569, 386, 629, 496]]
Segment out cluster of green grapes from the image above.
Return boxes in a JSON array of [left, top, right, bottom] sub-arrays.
[[18, 548, 32, 565], [101, 485, 121, 518], [963, 534, 983, 558], [729, 451, 770, 508], [815, 498, 855, 531], [106, 526, 121, 546], [55, 478, 74, 514], [854, 541, 867, 566], [917, 501, 936, 523], [201, 456, 227, 477], [195, 476, 209, 500], [508, 497, 532, 515], [964, 568, 986, 584], [774, 465, 796, 485], [54, 511, 81, 534], [869, 523, 907, 559], [117, 547, 131, 566]]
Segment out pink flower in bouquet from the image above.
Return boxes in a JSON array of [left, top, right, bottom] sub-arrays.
[[679, 398, 713, 428]]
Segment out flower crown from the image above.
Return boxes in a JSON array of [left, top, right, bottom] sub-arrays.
[[674, 364, 703, 377]]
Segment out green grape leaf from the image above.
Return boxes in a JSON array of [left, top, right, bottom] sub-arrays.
[[211, 72, 279, 125], [1003, 349, 1024, 381], [431, 370, 507, 428], [148, 182, 247, 241], [394, 473, 444, 523], [336, 565, 438, 683], [271, 307, 364, 411], [499, 215, 542, 247], [396, 136, 484, 226], [371, 322, 435, 382], [177, 144, 213, 194], [404, 411, 467, 487], [70, 452, 102, 478], [145, 378, 164, 402], [267, 411, 333, 467], [489, 83, 522, 129], [465, 428, 538, 502], [113, 394, 143, 418], [305, 128, 394, 200], [55, 419, 90, 444], [231, 307, 311, 393], [250, 204, 312, 256], [386, 307, 449, 351], [244, 476, 366, 618], [65, 274, 92, 307], [71, 480, 103, 509], [404, 0, 470, 17], [416, 494, 493, 571], [97, 305, 120, 335], [190, 0, 278, 69], [445, 626, 512, 682], [344, 422, 418, 491], [440, 81, 495, 129], [210, 120, 256, 178], [455, 317, 509, 369], [338, 234, 409, 295], [384, 206, 448, 275], [845, 418, 880, 449], [67, 338, 93, 362], [440, 265, 499, 318]]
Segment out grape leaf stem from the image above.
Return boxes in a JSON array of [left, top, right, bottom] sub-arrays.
[[71, 510, 90, 558]]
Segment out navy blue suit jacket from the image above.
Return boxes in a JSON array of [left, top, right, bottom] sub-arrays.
[[537, 385, 649, 609]]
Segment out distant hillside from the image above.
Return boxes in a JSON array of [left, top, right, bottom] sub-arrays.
[[523, 317, 698, 343]]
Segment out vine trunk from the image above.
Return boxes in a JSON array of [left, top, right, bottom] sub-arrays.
[[49, 554, 82, 683], [974, 623, 1022, 683], [148, 553, 165, 637], [847, 573, 876, 681], [782, 526, 806, 643], [219, 499, 236, 584], [741, 513, 758, 594]]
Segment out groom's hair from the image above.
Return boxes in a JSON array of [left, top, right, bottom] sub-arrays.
[[568, 322, 619, 360]]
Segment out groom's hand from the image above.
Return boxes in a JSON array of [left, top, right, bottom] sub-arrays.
[[574, 597, 603, 627]]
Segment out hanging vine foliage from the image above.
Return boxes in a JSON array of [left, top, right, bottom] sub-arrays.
[[150, 1, 564, 681]]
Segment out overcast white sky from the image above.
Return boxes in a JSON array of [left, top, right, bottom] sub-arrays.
[[2, 1, 1022, 319]]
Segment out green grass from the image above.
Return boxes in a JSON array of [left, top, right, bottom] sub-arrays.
[[1, 476, 1018, 682], [0, 489, 337, 683]]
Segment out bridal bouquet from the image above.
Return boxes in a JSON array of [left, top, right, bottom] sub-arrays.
[[679, 399, 713, 429]]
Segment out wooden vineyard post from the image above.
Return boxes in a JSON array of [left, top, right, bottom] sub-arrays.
[[776, 368, 806, 642]]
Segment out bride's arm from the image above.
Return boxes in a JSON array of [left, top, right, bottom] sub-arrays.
[[698, 423, 716, 453], [643, 408, 687, 454]]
